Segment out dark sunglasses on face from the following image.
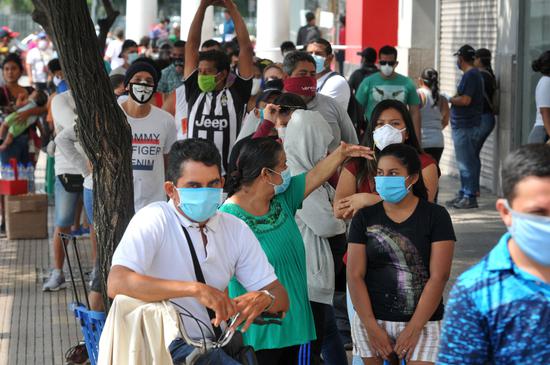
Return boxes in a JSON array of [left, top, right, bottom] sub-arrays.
[[379, 61, 397, 66]]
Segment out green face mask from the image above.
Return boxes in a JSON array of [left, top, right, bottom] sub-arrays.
[[198, 74, 217, 92]]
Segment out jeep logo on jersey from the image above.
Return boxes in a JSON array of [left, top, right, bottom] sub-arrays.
[[195, 116, 229, 130]]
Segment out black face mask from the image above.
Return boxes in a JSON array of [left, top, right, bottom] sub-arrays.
[[171, 57, 184, 68]]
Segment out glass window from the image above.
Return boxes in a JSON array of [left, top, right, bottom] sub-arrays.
[[520, 0, 550, 142]]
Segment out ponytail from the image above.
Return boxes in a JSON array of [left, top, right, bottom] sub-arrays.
[[421, 68, 440, 108], [225, 138, 283, 198]]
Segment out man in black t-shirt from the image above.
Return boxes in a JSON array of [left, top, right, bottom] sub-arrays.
[[184, 0, 253, 174]]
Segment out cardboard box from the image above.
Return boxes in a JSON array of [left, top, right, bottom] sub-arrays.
[[5, 194, 48, 240]]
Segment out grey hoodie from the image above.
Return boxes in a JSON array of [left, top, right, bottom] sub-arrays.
[[284, 110, 347, 304]]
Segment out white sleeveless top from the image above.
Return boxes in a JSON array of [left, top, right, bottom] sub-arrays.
[[418, 88, 444, 148]]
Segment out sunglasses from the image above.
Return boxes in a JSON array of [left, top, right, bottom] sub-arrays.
[[379, 61, 397, 66]]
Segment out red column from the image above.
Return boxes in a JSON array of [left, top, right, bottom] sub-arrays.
[[345, 0, 399, 64]]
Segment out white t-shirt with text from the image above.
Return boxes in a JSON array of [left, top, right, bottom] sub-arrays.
[[119, 101, 177, 211], [111, 201, 277, 340]]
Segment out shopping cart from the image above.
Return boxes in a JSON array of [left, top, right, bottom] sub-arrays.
[[60, 233, 105, 365]]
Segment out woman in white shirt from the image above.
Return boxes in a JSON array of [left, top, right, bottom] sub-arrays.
[[417, 68, 449, 164], [528, 51, 550, 144]]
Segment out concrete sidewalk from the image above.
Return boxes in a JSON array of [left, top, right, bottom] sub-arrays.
[[0, 172, 506, 365]]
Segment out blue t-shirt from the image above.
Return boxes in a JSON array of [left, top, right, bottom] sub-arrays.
[[438, 233, 550, 364], [450, 68, 484, 128]]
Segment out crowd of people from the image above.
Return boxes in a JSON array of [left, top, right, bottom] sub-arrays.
[[1, 0, 549, 364]]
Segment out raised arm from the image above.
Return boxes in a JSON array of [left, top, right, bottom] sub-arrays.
[[184, 0, 217, 78], [224, 0, 254, 78], [305, 142, 373, 199]]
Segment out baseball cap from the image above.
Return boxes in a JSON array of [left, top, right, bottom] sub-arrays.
[[454, 45, 476, 59], [357, 47, 377, 62], [255, 89, 282, 107], [119, 39, 138, 57]]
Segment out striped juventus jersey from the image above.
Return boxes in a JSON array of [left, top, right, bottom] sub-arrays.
[[185, 70, 252, 174]]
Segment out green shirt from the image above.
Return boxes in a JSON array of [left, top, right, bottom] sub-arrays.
[[355, 72, 420, 121], [4, 102, 38, 138], [219, 173, 316, 350]]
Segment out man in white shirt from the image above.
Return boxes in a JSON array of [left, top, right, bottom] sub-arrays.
[[104, 28, 125, 70], [25, 32, 53, 91], [43, 90, 85, 291], [108, 138, 289, 364], [119, 61, 177, 211], [306, 38, 351, 110]]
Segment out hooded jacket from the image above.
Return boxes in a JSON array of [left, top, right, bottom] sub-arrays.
[[284, 110, 347, 304]]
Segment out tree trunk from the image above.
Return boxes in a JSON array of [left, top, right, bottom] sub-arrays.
[[32, 0, 135, 311], [97, 0, 120, 55]]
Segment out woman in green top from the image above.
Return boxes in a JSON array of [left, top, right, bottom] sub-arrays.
[[222, 137, 373, 365]]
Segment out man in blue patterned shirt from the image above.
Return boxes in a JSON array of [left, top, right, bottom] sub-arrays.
[[158, 40, 186, 97], [438, 143, 550, 364]]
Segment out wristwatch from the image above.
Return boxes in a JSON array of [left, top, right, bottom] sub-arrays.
[[260, 289, 275, 312]]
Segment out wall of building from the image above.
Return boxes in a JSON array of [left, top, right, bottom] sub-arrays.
[[437, 0, 500, 192], [396, 0, 436, 78]]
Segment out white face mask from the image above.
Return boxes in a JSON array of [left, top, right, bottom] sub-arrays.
[[129, 82, 155, 104], [53, 76, 62, 86], [373, 124, 405, 150], [380, 64, 394, 77], [251, 77, 262, 95]]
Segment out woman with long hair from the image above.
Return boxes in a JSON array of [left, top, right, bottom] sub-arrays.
[[347, 143, 455, 364], [222, 137, 372, 364], [474, 48, 498, 151], [417, 68, 449, 164], [334, 99, 439, 219]]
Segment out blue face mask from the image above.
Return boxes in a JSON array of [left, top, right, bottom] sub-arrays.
[[268, 168, 292, 195], [506, 201, 550, 266], [259, 108, 264, 121], [312, 54, 326, 74], [374, 176, 411, 203], [176, 187, 223, 223]]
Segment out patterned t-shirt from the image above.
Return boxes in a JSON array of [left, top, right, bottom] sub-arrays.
[[438, 233, 550, 364], [355, 72, 420, 122], [348, 199, 455, 322], [184, 70, 252, 174]]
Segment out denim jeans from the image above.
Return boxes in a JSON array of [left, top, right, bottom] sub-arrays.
[[452, 127, 481, 198], [83, 187, 93, 225], [54, 176, 81, 227], [169, 338, 242, 365], [528, 125, 549, 144], [477, 113, 496, 153], [321, 305, 348, 365], [0, 133, 29, 165], [473, 113, 496, 194]]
